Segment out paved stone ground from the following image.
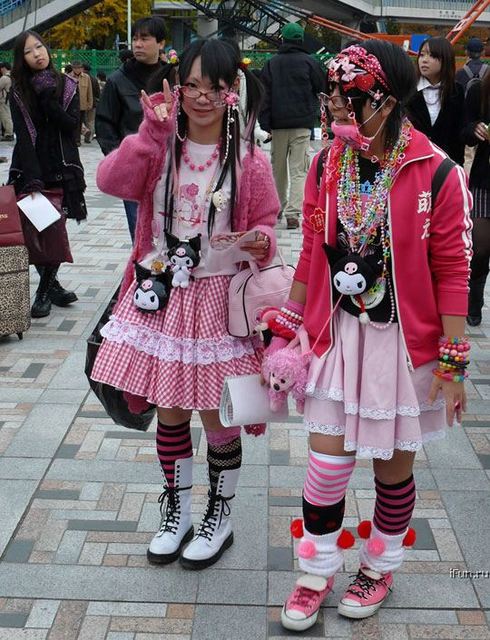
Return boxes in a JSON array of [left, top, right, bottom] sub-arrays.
[[0, 139, 489, 640]]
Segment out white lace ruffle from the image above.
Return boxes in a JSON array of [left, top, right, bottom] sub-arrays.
[[304, 420, 346, 437], [306, 383, 342, 399], [345, 429, 446, 460], [305, 423, 446, 460], [306, 384, 445, 420], [101, 317, 256, 365]]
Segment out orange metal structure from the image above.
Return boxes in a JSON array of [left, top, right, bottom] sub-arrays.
[[306, 14, 415, 54], [446, 0, 490, 45]]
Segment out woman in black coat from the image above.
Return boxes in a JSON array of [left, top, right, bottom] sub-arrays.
[[462, 72, 490, 326], [8, 30, 87, 318], [406, 36, 465, 166]]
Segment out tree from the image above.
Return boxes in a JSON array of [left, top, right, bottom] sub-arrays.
[[46, 0, 154, 49]]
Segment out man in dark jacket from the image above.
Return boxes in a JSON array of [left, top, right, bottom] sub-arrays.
[[455, 37, 489, 94], [95, 16, 166, 241], [259, 23, 324, 229]]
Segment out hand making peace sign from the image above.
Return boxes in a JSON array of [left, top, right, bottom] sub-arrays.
[[141, 78, 174, 122]]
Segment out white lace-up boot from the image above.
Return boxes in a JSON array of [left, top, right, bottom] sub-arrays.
[[147, 457, 193, 564], [180, 467, 239, 569]]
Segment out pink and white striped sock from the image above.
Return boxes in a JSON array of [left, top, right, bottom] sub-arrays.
[[303, 451, 356, 507]]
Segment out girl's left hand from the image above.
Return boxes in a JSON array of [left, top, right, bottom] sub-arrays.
[[241, 233, 271, 261], [428, 377, 466, 426], [141, 79, 174, 122]]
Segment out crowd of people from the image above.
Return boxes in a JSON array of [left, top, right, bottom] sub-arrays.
[[2, 16, 489, 632]]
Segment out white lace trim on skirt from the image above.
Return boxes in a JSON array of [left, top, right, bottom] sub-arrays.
[[305, 421, 446, 460], [305, 384, 445, 419], [101, 316, 256, 365]]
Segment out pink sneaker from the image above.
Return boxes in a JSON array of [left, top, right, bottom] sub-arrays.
[[281, 574, 334, 631], [337, 566, 393, 619]]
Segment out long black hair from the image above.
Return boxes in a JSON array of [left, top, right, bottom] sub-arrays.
[[11, 30, 62, 115], [148, 38, 264, 236], [338, 39, 417, 149], [417, 36, 456, 109]]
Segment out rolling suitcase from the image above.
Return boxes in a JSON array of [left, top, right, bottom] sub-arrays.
[[0, 185, 30, 339]]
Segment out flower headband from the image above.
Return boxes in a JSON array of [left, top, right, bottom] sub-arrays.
[[327, 45, 389, 100]]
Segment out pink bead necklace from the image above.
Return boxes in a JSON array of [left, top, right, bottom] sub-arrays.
[[182, 139, 221, 172]]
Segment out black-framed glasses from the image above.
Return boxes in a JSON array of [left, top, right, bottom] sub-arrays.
[[318, 92, 363, 109], [180, 84, 227, 104]]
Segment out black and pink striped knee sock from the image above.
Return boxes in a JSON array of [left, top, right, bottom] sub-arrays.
[[373, 474, 416, 535], [156, 420, 193, 489]]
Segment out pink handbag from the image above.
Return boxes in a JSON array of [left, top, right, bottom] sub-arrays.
[[227, 254, 295, 338]]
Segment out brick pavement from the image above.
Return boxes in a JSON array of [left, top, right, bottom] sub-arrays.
[[0, 139, 489, 639]]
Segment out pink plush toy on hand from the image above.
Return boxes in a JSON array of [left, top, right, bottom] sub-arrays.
[[262, 342, 310, 414]]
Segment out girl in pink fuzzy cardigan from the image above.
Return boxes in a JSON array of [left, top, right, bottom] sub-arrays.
[[91, 38, 280, 570]]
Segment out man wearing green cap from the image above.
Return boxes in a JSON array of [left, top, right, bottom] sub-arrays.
[[259, 22, 324, 229]]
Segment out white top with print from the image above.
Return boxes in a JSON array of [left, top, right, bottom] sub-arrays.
[[142, 140, 243, 278]]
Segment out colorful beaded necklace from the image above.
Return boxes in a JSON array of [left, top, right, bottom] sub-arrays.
[[337, 118, 413, 254], [336, 118, 413, 329]]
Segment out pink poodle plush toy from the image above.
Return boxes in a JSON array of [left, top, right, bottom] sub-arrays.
[[262, 343, 310, 414]]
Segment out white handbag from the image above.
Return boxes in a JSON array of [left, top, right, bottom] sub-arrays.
[[227, 253, 295, 338]]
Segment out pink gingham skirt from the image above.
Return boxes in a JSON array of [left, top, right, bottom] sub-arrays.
[[91, 275, 261, 410], [304, 309, 446, 460]]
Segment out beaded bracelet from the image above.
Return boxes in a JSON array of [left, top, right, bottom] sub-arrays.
[[269, 309, 303, 341], [438, 336, 470, 370], [432, 368, 468, 383], [280, 306, 303, 323], [438, 361, 469, 373]]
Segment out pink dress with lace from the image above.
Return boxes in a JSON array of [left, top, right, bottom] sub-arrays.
[[304, 309, 446, 460], [91, 275, 261, 410]]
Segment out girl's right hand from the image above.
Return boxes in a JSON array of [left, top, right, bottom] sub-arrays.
[[141, 79, 174, 122], [473, 121, 489, 142]]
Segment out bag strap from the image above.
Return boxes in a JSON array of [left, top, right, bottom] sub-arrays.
[[248, 249, 287, 277], [463, 63, 473, 81], [432, 157, 456, 207]]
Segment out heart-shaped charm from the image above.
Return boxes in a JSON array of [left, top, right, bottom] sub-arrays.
[[212, 189, 227, 211]]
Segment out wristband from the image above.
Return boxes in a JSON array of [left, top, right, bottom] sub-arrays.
[[432, 368, 468, 383]]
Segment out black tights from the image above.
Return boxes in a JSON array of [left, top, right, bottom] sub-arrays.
[[470, 218, 490, 282]]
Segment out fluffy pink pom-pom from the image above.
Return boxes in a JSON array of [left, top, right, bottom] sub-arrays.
[[297, 540, 317, 559], [366, 537, 386, 556]]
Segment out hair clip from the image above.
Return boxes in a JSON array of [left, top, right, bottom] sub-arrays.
[[168, 49, 179, 65]]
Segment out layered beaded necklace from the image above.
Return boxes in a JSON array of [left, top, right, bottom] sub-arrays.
[[336, 119, 413, 329], [337, 119, 413, 255]]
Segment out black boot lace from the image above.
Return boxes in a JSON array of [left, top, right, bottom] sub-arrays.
[[345, 569, 390, 600], [157, 488, 180, 535], [195, 490, 232, 541]]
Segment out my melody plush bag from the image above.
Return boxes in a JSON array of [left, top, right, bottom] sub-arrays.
[[227, 253, 295, 338]]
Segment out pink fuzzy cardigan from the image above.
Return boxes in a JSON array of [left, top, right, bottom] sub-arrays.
[[96, 93, 281, 305]]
